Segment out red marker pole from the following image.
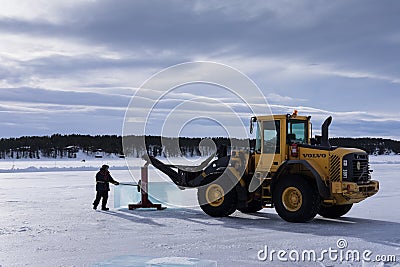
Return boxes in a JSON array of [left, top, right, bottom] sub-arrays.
[[141, 166, 149, 205]]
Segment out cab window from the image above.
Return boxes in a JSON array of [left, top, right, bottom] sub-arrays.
[[288, 120, 307, 144], [263, 120, 280, 154]]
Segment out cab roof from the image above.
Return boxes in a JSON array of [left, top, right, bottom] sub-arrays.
[[255, 114, 310, 121]]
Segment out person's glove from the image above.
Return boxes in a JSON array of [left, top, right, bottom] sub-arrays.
[[115, 181, 120, 185]]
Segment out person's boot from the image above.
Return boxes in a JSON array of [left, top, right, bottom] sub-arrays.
[[101, 207, 109, 211], [93, 205, 97, 210]]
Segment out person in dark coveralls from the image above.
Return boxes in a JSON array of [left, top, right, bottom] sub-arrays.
[[93, 165, 119, 211]]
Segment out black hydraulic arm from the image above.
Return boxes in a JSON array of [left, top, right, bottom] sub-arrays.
[[142, 154, 182, 185]]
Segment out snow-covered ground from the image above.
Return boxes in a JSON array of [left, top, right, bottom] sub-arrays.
[[0, 156, 399, 266]]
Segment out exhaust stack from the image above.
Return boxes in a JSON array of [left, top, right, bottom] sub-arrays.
[[321, 116, 332, 147]]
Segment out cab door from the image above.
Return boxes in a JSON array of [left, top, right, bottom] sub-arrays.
[[254, 119, 284, 173]]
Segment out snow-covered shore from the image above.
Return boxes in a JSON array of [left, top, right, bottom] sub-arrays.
[[2, 155, 400, 173]]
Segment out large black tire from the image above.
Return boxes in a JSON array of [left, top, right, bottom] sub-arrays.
[[238, 198, 263, 213], [318, 204, 353, 219], [197, 175, 238, 217], [273, 176, 320, 223]]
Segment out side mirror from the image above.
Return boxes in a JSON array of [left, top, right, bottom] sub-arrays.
[[250, 117, 256, 134]]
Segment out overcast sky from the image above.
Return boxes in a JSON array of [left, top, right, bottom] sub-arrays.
[[1, 0, 400, 139]]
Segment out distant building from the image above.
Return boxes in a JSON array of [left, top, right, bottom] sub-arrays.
[[95, 149, 103, 158]]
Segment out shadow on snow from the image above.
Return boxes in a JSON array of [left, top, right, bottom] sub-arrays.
[[103, 208, 400, 249]]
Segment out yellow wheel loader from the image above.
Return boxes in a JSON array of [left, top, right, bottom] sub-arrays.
[[144, 112, 379, 223]]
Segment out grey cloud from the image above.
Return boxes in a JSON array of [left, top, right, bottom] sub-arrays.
[[68, 0, 400, 76], [0, 87, 129, 137], [1, 1, 399, 80], [1, 0, 399, 138], [1, 109, 125, 137], [0, 54, 184, 87], [0, 87, 130, 108], [0, 91, 128, 138]]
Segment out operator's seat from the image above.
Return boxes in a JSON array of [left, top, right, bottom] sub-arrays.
[[287, 133, 296, 144]]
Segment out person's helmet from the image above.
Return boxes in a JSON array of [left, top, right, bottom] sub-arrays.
[[101, 164, 109, 170]]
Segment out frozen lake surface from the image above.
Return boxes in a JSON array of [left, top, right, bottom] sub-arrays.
[[0, 156, 399, 266]]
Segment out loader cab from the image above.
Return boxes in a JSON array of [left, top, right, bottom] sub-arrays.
[[251, 114, 311, 173]]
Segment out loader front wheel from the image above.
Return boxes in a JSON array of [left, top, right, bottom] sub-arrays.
[[198, 181, 237, 217], [273, 176, 320, 223], [318, 204, 353, 219]]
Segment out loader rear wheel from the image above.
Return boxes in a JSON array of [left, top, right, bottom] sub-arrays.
[[273, 176, 320, 223], [198, 181, 237, 217], [318, 204, 353, 219]]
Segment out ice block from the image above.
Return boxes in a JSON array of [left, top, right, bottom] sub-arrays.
[[114, 182, 141, 208], [114, 182, 199, 209], [92, 255, 217, 267]]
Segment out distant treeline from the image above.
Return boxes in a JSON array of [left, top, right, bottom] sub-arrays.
[[0, 135, 399, 159], [0, 134, 123, 159], [0, 134, 240, 159], [330, 137, 400, 155]]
